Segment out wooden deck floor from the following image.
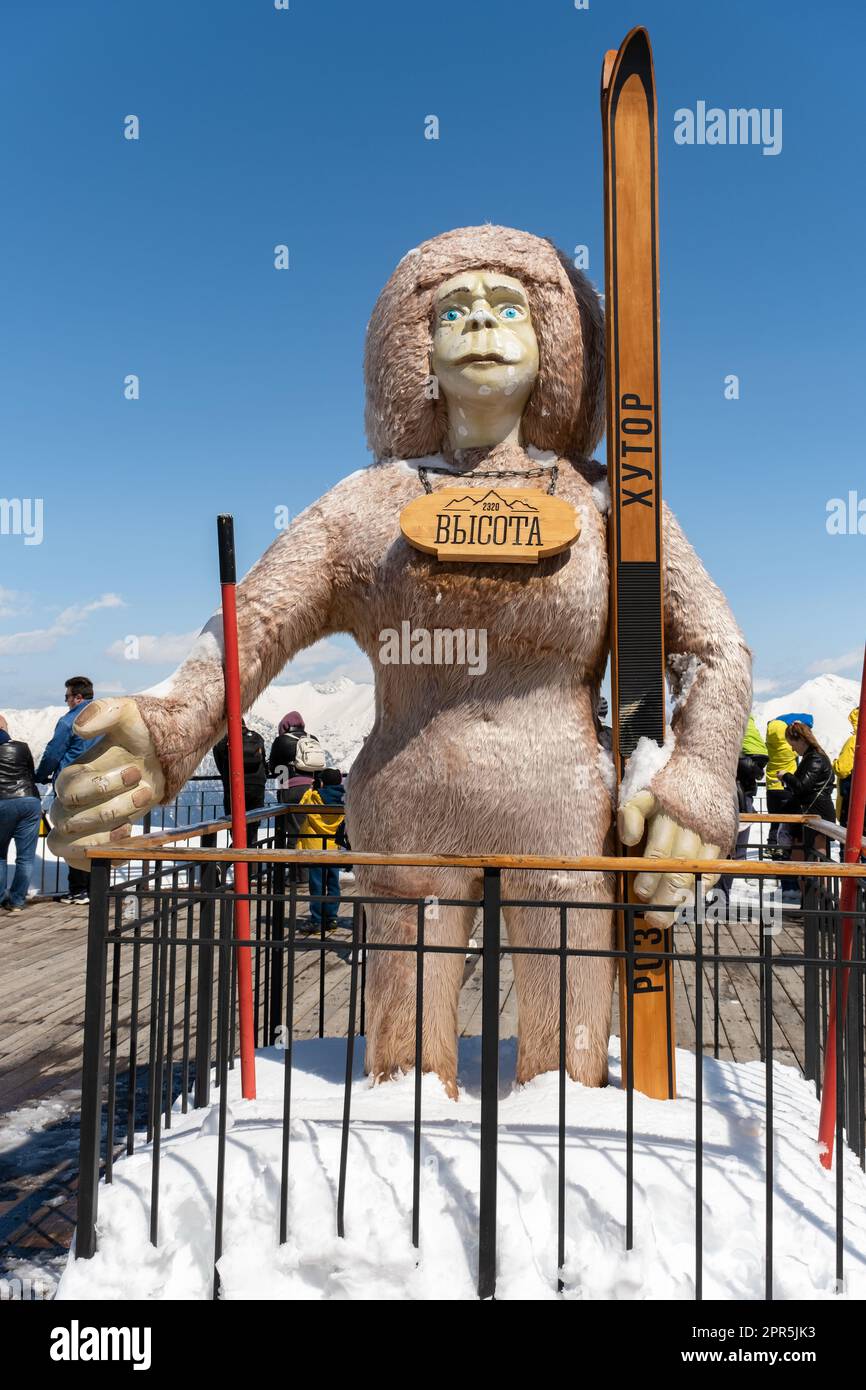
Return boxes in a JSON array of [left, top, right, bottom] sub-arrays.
[[0, 895, 811, 1112], [0, 887, 812, 1280]]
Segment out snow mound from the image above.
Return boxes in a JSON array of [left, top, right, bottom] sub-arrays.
[[56, 1039, 866, 1302]]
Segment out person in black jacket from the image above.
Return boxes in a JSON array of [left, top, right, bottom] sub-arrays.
[[595, 694, 613, 755], [780, 721, 836, 859], [268, 711, 321, 880], [0, 715, 42, 913], [716, 744, 768, 910], [212, 722, 268, 848], [267, 712, 320, 801]]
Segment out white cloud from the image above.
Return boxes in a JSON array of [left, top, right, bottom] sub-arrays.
[[323, 652, 375, 681], [0, 593, 125, 655], [105, 631, 198, 665], [753, 677, 780, 694], [284, 639, 347, 671], [806, 651, 862, 676], [284, 638, 373, 683], [0, 588, 29, 620]]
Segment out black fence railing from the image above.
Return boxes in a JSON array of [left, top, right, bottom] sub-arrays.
[[34, 774, 245, 897], [31, 782, 848, 899], [72, 814, 866, 1301]]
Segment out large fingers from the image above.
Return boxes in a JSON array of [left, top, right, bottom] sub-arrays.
[[48, 822, 133, 871], [50, 785, 154, 837], [618, 790, 656, 847], [633, 811, 678, 900], [73, 697, 153, 757], [697, 843, 722, 891], [55, 760, 142, 809], [644, 825, 702, 930]]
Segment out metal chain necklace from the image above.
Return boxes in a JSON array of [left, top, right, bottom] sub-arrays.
[[418, 462, 559, 496]]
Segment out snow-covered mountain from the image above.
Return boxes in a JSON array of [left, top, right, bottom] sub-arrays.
[[0, 703, 73, 764], [240, 677, 374, 771], [3, 677, 376, 773], [2, 672, 858, 774], [752, 674, 859, 758]]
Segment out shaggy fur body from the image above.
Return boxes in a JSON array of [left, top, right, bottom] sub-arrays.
[[133, 226, 751, 1095], [136, 451, 750, 1092]]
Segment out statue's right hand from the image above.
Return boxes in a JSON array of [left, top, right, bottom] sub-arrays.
[[47, 698, 166, 869]]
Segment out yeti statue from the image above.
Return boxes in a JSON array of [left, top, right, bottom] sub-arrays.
[[49, 226, 751, 1098]]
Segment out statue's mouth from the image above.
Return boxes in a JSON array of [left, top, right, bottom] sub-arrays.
[[456, 352, 508, 366]]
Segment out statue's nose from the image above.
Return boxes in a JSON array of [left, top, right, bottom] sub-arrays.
[[467, 301, 496, 329]]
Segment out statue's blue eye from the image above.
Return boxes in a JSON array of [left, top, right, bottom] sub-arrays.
[[442, 307, 462, 322], [501, 305, 520, 320]]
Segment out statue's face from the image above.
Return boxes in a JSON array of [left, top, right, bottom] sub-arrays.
[[431, 269, 539, 417]]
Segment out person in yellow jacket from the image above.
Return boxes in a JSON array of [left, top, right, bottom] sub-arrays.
[[297, 768, 346, 931], [766, 718, 798, 790], [742, 714, 768, 760], [833, 707, 859, 826], [765, 712, 812, 855]]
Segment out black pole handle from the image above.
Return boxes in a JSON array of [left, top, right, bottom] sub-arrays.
[[217, 514, 236, 584]]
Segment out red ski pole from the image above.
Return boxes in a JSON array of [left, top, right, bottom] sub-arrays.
[[217, 514, 256, 1100], [817, 644, 866, 1168]]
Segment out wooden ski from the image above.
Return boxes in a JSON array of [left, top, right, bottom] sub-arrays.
[[601, 27, 676, 1100]]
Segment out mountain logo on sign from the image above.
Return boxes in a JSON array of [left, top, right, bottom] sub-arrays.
[[443, 490, 539, 513]]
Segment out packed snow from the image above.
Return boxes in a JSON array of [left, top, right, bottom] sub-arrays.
[[0, 1093, 79, 1156], [0, 1090, 83, 1298], [56, 1037, 866, 1302], [618, 729, 676, 808]]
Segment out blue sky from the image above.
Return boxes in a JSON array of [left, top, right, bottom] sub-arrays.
[[2, 0, 863, 708]]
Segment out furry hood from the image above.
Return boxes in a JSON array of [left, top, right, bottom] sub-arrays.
[[364, 224, 605, 462]]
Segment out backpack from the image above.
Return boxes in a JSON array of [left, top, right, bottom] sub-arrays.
[[292, 734, 326, 773]]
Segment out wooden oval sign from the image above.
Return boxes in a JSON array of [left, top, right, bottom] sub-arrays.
[[400, 487, 580, 565]]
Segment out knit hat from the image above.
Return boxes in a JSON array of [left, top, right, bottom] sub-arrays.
[[278, 711, 305, 734]]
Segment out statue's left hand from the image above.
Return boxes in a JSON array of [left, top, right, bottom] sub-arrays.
[[618, 789, 721, 929], [47, 698, 165, 870]]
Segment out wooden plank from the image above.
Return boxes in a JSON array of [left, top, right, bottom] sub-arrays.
[[84, 846, 866, 877]]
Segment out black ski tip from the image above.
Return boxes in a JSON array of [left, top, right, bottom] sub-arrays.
[[606, 25, 654, 91], [217, 514, 236, 584], [619, 26, 652, 63], [602, 25, 656, 120]]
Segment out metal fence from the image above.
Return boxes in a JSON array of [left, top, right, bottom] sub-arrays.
[[74, 810, 866, 1300], [34, 775, 240, 897]]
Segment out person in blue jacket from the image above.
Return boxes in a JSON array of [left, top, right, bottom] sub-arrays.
[[35, 676, 99, 904]]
